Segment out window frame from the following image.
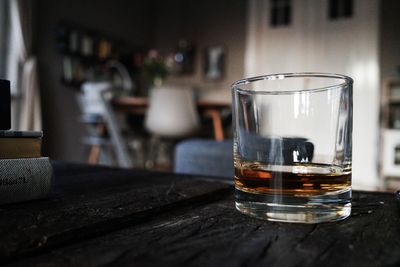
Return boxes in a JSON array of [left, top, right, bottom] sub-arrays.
[[328, 0, 354, 20], [270, 0, 292, 28], [0, 0, 10, 79]]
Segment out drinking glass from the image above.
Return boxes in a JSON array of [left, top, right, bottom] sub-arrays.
[[232, 73, 353, 223]]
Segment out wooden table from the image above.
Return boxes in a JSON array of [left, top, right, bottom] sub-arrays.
[[112, 96, 231, 141], [1, 162, 400, 266]]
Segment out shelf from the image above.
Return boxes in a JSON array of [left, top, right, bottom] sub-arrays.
[[382, 78, 400, 128]]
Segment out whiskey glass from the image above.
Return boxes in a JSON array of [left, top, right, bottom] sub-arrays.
[[232, 73, 353, 223]]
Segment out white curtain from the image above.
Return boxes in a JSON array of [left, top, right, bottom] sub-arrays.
[[245, 0, 380, 189], [7, 0, 41, 131]]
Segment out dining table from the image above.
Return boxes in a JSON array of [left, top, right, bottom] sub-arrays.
[[1, 161, 399, 266], [111, 96, 231, 141]]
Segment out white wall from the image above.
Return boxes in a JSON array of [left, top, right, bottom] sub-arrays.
[[245, 0, 380, 189]]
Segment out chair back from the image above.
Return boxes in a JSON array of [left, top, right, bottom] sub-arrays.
[[79, 82, 111, 116], [145, 86, 200, 138]]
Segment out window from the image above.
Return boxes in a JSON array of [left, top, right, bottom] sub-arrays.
[[270, 0, 291, 27], [329, 0, 353, 20]]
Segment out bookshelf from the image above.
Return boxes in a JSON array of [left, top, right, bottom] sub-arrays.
[[55, 21, 145, 91]]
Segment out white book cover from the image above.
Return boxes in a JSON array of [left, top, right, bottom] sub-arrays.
[[0, 157, 53, 205]]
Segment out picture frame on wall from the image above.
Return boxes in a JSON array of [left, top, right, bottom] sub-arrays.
[[203, 46, 225, 81]]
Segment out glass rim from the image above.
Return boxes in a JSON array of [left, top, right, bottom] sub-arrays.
[[231, 72, 353, 95]]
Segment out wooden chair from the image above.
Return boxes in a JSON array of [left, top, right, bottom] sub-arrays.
[[78, 81, 133, 168]]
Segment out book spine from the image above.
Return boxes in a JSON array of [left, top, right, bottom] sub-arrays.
[[0, 130, 43, 138], [0, 158, 53, 205]]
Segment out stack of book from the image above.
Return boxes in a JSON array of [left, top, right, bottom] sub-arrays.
[[0, 79, 52, 205]]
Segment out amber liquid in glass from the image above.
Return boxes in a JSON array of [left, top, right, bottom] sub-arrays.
[[234, 160, 351, 196]]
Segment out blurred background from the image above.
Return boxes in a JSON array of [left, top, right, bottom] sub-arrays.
[[0, 0, 399, 190]]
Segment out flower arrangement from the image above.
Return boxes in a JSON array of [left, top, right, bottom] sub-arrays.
[[141, 49, 170, 87]]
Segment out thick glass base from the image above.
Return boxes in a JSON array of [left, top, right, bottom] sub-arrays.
[[235, 188, 351, 223]]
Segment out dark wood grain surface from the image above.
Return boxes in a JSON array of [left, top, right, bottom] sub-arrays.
[[1, 162, 399, 267]]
